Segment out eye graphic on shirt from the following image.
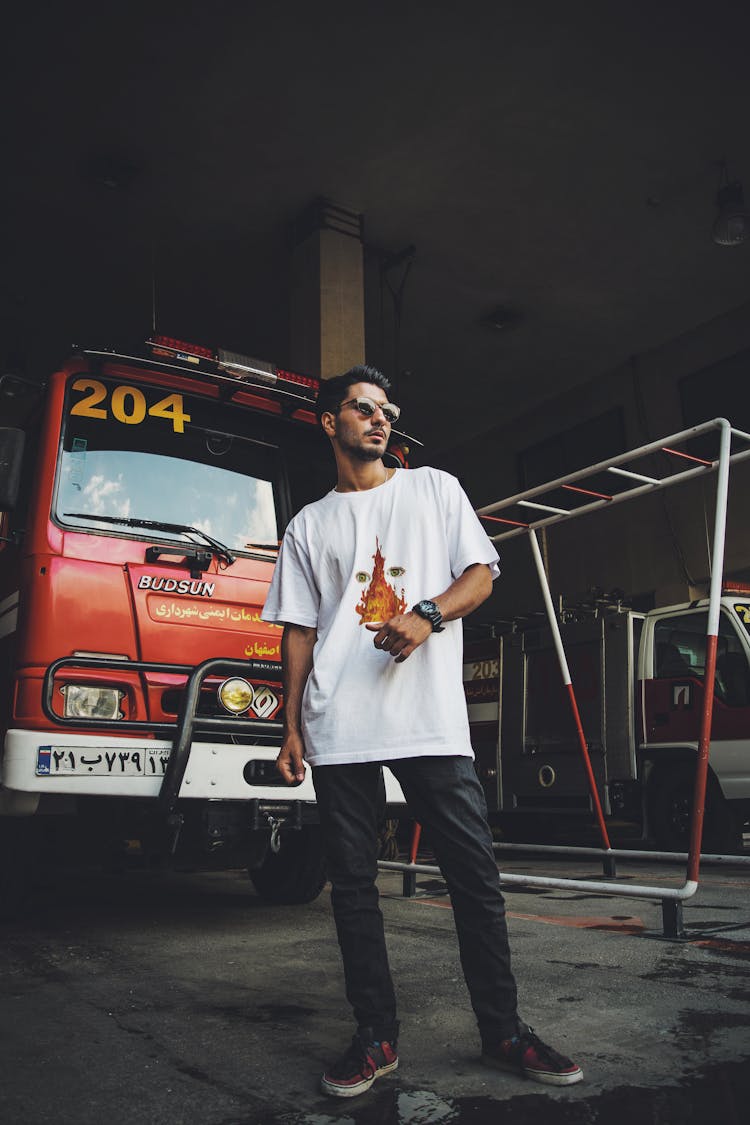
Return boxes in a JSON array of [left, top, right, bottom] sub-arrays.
[[355, 538, 407, 624]]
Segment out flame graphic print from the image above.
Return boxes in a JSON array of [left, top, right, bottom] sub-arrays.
[[355, 538, 407, 624]]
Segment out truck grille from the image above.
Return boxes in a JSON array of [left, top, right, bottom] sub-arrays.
[[160, 686, 282, 743]]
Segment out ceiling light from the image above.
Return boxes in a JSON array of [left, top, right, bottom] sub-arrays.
[[712, 161, 750, 246]]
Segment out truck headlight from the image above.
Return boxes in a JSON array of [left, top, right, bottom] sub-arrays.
[[218, 677, 254, 714], [61, 684, 123, 720]]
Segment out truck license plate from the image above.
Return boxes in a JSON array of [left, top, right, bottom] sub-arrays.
[[36, 745, 170, 777]]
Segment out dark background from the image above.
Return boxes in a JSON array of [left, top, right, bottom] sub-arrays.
[[4, 1, 750, 454]]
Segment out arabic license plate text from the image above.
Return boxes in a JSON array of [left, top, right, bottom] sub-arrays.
[[36, 746, 170, 777]]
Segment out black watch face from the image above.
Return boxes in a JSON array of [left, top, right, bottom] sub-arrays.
[[415, 600, 441, 628], [413, 600, 443, 631]]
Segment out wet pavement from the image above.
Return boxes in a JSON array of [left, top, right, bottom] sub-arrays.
[[266, 1060, 750, 1124], [1, 846, 749, 1124]]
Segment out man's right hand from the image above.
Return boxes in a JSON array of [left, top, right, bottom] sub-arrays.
[[276, 731, 306, 784], [276, 623, 315, 785]]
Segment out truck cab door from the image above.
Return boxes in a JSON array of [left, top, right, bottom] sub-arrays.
[[643, 605, 750, 800]]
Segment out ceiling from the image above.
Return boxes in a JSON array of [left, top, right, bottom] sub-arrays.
[[4, 1, 750, 452]]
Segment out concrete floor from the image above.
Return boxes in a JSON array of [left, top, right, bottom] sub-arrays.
[[1, 848, 749, 1125]]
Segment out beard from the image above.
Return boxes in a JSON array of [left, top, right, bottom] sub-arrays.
[[337, 429, 387, 462], [351, 445, 385, 463]]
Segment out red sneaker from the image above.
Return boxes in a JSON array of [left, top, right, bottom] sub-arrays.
[[482, 1023, 583, 1086], [321, 1030, 399, 1098]]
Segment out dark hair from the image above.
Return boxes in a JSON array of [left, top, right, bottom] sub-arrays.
[[315, 364, 392, 423]]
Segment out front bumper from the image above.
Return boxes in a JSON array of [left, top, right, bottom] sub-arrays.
[[3, 655, 406, 814], [2, 729, 317, 801]]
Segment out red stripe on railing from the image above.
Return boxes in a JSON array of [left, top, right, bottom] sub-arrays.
[[562, 484, 613, 501], [661, 446, 713, 466], [479, 514, 530, 528], [409, 822, 422, 865], [688, 632, 718, 882], [565, 683, 612, 851]]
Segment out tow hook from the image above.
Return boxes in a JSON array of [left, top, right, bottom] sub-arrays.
[[267, 814, 285, 853], [166, 811, 184, 855]]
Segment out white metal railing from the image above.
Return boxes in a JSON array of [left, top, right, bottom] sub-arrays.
[[382, 420, 750, 936]]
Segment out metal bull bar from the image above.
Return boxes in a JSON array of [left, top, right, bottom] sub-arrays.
[[379, 419, 750, 939], [43, 655, 284, 848]]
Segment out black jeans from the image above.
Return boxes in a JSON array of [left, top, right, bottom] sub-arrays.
[[312, 755, 519, 1045]]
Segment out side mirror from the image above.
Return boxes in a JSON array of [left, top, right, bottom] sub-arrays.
[[0, 428, 26, 510]]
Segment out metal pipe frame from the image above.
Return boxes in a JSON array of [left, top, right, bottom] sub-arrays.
[[476, 418, 750, 539], [42, 654, 283, 734], [527, 527, 612, 851], [490, 841, 750, 867], [383, 420, 750, 923], [377, 858, 698, 902]]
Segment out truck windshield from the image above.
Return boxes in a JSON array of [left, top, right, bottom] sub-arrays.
[[55, 375, 281, 552]]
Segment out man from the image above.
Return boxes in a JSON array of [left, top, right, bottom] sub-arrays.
[[261, 365, 583, 1097]]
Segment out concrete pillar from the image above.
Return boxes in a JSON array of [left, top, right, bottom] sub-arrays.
[[290, 198, 365, 379]]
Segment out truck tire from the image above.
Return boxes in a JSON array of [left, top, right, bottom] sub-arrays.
[[248, 825, 327, 904], [647, 766, 742, 854]]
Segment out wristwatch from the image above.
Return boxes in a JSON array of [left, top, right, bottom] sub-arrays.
[[412, 599, 444, 632]]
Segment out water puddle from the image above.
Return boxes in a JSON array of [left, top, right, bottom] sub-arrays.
[[237, 1058, 749, 1124]]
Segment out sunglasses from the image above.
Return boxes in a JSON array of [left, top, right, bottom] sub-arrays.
[[338, 395, 401, 424]]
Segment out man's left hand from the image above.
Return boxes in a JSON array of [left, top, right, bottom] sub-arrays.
[[365, 611, 433, 662]]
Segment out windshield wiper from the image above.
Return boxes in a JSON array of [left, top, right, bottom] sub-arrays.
[[64, 513, 236, 566]]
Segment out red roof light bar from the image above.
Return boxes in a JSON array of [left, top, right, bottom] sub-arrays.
[[217, 348, 277, 385], [147, 336, 320, 397], [150, 335, 214, 360], [723, 581, 750, 595], [277, 368, 320, 392]]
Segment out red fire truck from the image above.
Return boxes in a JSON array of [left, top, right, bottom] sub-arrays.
[[464, 588, 750, 854], [0, 336, 407, 912]]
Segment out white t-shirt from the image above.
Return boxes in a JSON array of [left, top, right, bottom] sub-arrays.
[[261, 466, 500, 766]]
